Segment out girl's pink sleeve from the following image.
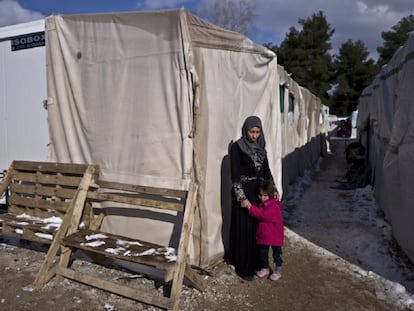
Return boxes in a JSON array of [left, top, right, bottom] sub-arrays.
[[249, 202, 279, 222]]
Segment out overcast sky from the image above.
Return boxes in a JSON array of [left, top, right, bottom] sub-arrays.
[[0, 0, 412, 60]]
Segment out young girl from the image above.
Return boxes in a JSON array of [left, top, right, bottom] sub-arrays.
[[244, 180, 284, 281]]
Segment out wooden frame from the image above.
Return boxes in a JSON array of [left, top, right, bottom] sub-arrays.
[[34, 179, 203, 311], [0, 160, 99, 244]]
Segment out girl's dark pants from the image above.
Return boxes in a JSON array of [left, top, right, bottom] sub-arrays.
[[258, 245, 283, 268]]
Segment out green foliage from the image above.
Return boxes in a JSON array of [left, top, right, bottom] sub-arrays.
[[264, 12, 413, 117], [275, 11, 334, 102], [331, 40, 378, 115], [377, 15, 414, 67]]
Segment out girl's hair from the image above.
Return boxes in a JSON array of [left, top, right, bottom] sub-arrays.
[[259, 180, 276, 198]]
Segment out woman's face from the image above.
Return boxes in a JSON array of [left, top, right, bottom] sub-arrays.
[[247, 126, 261, 142]]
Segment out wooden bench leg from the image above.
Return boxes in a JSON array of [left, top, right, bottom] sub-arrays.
[[164, 260, 205, 292], [33, 165, 97, 289], [89, 212, 105, 231], [169, 183, 198, 311], [184, 264, 205, 292], [33, 230, 67, 289], [54, 245, 73, 284]]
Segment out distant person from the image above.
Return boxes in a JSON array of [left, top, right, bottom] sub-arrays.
[[337, 120, 345, 137], [243, 180, 284, 281], [343, 118, 352, 137], [228, 115, 276, 281]]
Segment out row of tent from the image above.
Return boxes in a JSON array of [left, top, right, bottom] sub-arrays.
[[357, 31, 414, 264], [1, 9, 330, 268]]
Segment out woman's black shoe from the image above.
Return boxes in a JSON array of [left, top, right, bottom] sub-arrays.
[[242, 275, 254, 281]]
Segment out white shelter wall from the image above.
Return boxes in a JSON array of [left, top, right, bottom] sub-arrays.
[[0, 21, 48, 171]]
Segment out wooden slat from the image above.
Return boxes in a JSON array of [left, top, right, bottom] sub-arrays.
[[86, 192, 184, 212], [98, 180, 186, 198], [2, 224, 55, 244], [12, 171, 84, 187], [9, 195, 70, 212], [1, 229, 51, 244], [10, 183, 78, 200], [0, 211, 62, 245], [3, 221, 58, 235], [0, 213, 61, 226], [56, 266, 172, 309], [11, 161, 94, 175], [8, 205, 65, 219], [62, 229, 175, 270]]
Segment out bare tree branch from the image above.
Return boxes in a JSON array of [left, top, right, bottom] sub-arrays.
[[205, 0, 255, 36]]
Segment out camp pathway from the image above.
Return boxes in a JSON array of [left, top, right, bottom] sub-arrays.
[[283, 137, 414, 295], [0, 138, 412, 311]]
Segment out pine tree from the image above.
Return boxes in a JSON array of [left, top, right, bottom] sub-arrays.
[[275, 11, 334, 102], [377, 15, 414, 66], [331, 40, 378, 115]]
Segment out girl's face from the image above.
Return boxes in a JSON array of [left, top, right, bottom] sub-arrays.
[[258, 190, 269, 203], [247, 126, 261, 142]]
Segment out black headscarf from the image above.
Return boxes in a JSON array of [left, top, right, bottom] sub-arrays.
[[236, 116, 266, 171]]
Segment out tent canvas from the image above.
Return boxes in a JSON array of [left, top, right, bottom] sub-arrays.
[[357, 31, 414, 263], [44, 8, 281, 267], [277, 64, 328, 193]]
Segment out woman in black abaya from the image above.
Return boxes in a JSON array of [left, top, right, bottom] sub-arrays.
[[228, 116, 275, 281]]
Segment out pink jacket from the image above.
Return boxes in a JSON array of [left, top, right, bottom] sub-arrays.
[[249, 198, 284, 246]]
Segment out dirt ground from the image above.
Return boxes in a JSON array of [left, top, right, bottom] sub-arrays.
[[0, 231, 409, 311], [0, 138, 413, 311]]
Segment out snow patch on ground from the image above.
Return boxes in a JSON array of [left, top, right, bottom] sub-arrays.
[[286, 228, 414, 309], [283, 141, 414, 310]]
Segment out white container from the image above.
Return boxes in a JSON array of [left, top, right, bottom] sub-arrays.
[[0, 19, 49, 171]]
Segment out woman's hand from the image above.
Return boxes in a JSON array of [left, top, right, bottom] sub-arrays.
[[241, 199, 252, 209]]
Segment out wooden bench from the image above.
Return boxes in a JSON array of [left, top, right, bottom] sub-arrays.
[[0, 161, 99, 245], [33, 179, 204, 311]]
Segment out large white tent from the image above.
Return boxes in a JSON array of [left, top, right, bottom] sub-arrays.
[[357, 31, 414, 264], [1, 9, 328, 267], [44, 9, 281, 266]]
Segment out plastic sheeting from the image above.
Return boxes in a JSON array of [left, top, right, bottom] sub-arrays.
[[357, 31, 414, 263]]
